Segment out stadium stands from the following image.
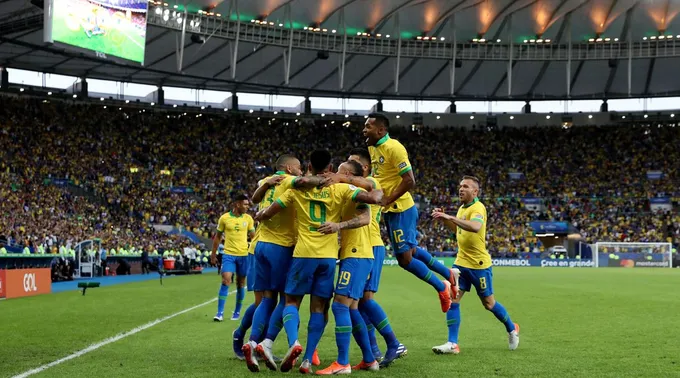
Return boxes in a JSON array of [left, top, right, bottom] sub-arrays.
[[1, 96, 679, 259]]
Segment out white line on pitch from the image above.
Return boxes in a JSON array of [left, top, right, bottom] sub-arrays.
[[12, 291, 235, 378]]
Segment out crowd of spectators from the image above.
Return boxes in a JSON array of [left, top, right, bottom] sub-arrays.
[[1, 96, 679, 258]]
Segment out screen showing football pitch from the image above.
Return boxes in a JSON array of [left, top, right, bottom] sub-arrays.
[[47, 0, 148, 64]]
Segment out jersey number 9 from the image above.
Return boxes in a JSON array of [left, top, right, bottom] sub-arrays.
[[309, 200, 327, 231]]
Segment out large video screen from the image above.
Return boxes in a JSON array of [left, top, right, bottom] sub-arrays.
[[47, 0, 148, 64]]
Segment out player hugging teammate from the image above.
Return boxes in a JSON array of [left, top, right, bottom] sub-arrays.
[[214, 113, 519, 374]]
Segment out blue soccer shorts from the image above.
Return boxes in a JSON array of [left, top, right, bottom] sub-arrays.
[[336, 258, 374, 300], [253, 241, 294, 292], [246, 253, 256, 291], [364, 246, 385, 292], [454, 264, 494, 298], [222, 253, 250, 277], [285, 257, 336, 299], [383, 206, 418, 254]]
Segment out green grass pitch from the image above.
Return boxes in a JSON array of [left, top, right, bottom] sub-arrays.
[[50, 2, 145, 63], [1, 268, 678, 377]]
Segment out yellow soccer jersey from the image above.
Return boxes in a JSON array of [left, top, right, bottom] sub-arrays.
[[366, 176, 384, 247], [258, 172, 298, 247], [339, 197, 372, 260], [248, 224, 260, 254], [454, 198, 491, 269], [277, 183, 362, 259], [368, 134, 415, 213], [217, 211, 255, 257]]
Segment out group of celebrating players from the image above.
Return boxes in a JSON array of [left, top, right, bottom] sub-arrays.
[[209, 113, 520, 375]]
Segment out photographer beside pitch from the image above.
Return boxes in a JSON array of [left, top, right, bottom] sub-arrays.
[[430, 176, 519, 354]]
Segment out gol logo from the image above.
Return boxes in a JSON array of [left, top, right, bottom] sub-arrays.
[[23, 273, 38, 292]]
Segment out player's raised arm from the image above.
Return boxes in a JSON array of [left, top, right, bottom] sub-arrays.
[[252, 176, 285, 204], [354, 188, 383, 205], [255, 190, 293, 221], [291, 175, 325, 188], [319, 172, 375, 191], [381, 145, 415, 206], [431, 208, 483, 233]]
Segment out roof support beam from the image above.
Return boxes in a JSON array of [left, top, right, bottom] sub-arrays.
[[569, 60, 585, 94], [527, 11, 571, 96], [491, 61, 517, 97], [643, 58, 656, 96], [604, 4, 635, 94]]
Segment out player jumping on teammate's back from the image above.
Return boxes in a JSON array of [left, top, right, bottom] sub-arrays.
[[314, 160, 378, 375], [210, 194, 256, 323], [431, 176, 519, 354], [321, 148, 408, 368], [363, 113, 458, 313], [254, 150, 383, 374]]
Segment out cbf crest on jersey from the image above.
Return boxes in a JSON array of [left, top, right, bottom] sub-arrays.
[[378, 156, 385, 164]]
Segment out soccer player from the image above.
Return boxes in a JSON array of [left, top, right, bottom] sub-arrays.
[[254, 149, 383, 373], [363, 113, 457, 313], [314, 160, 379, 375], [431, 176, 519, 354], [231, 221, 262, 360], [322, 149, 407, 367], [210, 193, 256, 322], [242, 155, 323, 372]]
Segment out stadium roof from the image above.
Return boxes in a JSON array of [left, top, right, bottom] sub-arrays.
[[2, 0, 680, 101]]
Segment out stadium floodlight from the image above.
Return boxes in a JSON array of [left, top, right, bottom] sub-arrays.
[[644, 114, 648, 118], [364, 115, 368, 119], [279, 23, 283, 27], [273, 111, 278, 115], [546, 115, 551, 119], [621, 115, 625, 119], [671, 114, 675, 118], [47, 92, 52, 95], [470, 115, 475, 119], [155, 7, 161, 15], [441, 37, 446, 41], [296, 112, 301, 116], [614, 38, 619, 41], [73, 94, 77, 98], [225, 108, 228, 111], [345, 114, 349, 118], [523, 39, 528, 43], [249, 109, 254, 113], [332, 29, 337, 33], [19, 88, 24, 92], [588, 114, 593, 119], [321, 113, 325, 117], [201, 106, 205, 110], [650, 36, 657, 40], [529, 39, 535, 43], [173, 104, 178, 108], [436, 116, 441, 119], [659, 36, 665, 39], [496, 39, 501, 42], [151, 102, 155, 106], [643, 36, 648, 40], [396, 115, 400, 119], [510, 116, 514, 119], [103, 106, 107, 109], [176, 17, 183, 24], [545, 39, 551, 43], [385, 34, 390, 38], [100, 97, 104, 101], [125, 100, 130, 103]]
